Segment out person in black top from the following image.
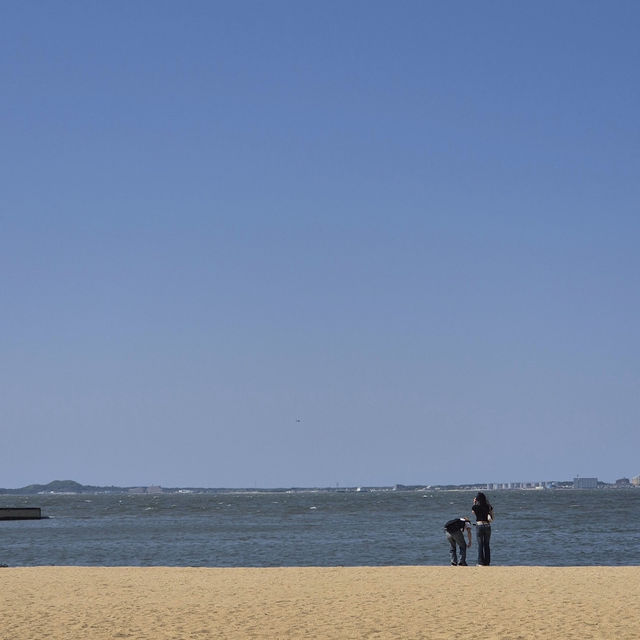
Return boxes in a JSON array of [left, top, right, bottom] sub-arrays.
[[472, 492, 494, 566]]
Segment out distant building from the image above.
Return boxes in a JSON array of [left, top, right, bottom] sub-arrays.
[[615, 478, 631, 486], [573, 477, 598, 489], [146, 485, 163, 494], [129, 486, 164, 494], [632, 475, 640, 487]]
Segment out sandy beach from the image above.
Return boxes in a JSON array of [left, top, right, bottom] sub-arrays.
[[2, 566, 639, 639]]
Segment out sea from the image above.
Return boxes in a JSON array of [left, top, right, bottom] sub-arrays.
[[2, 489, 639, 567]]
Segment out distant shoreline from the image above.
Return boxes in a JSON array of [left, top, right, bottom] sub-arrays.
[[0, 478, 637, 495], [2, 480, 638, 495]]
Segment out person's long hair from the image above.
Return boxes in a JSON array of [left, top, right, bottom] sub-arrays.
[[475, 492, 488, 506]]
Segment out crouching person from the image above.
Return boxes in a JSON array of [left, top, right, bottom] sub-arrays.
[[444, 517, 472, 566]]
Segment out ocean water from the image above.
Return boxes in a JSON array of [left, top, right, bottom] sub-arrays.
[[1, 489, 639, 567]]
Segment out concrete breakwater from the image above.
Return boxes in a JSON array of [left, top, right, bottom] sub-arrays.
[[0, 507, 45, 520]]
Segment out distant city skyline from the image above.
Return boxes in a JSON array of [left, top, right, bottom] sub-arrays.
[[3, 474, 640, 494]]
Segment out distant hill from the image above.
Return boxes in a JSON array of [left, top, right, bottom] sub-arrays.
[[0, 480, 125, 495]]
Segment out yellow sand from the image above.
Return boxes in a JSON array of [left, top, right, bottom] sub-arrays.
[[2, 566, 639, 639]]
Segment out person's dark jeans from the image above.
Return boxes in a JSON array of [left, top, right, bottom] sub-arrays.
[[476, 524, 491, 565], [446, 530, 467, 565]]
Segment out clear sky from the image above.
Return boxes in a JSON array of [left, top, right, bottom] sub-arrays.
[[2, 1, 638, 488]]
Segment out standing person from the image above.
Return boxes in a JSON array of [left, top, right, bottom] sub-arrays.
[[444, 517, 472, 566], [472, 492, 494, 566]]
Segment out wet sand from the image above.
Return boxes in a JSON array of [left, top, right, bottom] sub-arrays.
[[3, 566, 639, 639]]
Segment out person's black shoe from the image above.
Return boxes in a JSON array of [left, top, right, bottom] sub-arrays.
[[450, 561, 457, 566], [458, 561, 468, 566]]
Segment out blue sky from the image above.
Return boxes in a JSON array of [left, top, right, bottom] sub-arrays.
[[2, 1, 638, 488]]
